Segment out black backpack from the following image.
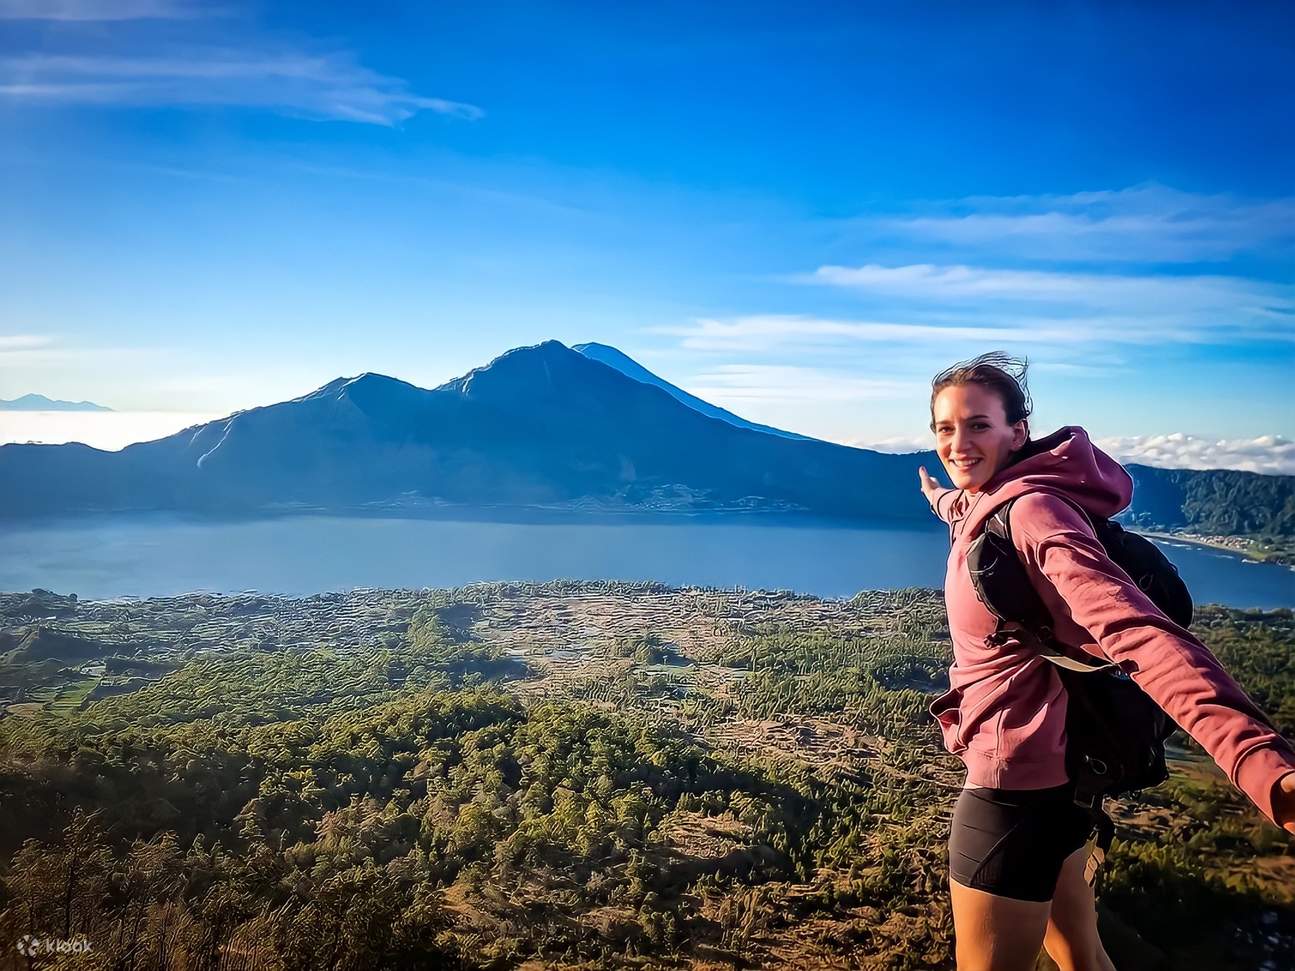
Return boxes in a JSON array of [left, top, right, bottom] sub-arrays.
[[966, 492, 1193, 814]]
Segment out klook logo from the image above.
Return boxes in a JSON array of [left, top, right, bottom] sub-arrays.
[[15, 934, 94, 956]]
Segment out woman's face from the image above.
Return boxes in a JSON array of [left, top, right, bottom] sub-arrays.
[[931, 384, 1028, 493]]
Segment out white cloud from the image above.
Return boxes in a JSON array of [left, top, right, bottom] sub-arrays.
[[0, 49, 482, 126], [863, 184, 1295, 263], [0, 0, 202, 19], [0, 411, 222, 450], [648, 315, 1075, 352], [1093, 432, 1295, 476], [0, 334, 55, 352], [786, 264, 1294, 347], [0, 336, 270, 411], [741, 185, 1295, 360], [801, 263, 1291, 315], [647, 311, 1283, 354], [846, 435, 933, 454], [848, 431, 1295, 475], [683, 363, 922, 404], [643, 183, 1293, 448], [0, 334, 167, 369]]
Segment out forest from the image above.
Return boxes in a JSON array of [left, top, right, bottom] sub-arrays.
[[1122, 464, 1295, 539], [0, 582, 1292, 970]]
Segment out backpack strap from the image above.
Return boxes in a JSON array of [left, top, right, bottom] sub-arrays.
[[977, 495, 1121, 675], [990, 621, 1121, 674], [973, 494, 1125, 822], [1083, 809, 1115, 887]]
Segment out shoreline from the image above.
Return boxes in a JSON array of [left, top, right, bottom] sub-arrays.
[[1139, 530, 1294, 570]]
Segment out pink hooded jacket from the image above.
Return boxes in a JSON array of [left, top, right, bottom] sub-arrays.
[[926, 425, 1295, 828]]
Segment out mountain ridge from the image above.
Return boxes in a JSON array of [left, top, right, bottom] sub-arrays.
[[1, 340, 1291, 537], [571, 342, 813, 442], [0, 393, 113, 412]]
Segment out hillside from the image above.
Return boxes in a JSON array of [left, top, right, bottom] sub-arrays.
[[0, 583, 1291, 969], [0, 626, 113, 665]]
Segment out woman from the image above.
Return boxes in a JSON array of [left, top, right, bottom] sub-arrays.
[[914, 351, 1295, 971]]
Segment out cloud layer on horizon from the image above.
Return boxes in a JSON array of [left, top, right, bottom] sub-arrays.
[[854, 431, 1295, 477]]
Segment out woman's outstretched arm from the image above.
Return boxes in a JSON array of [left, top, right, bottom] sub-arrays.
[[1009, 490, 1295, 833], [917, 466, 963, 525]]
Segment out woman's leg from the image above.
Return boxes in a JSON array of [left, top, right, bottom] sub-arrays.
[[949, 875, 1053, 971], [1042, 843, 1117, 971]]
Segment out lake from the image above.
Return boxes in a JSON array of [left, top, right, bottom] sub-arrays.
[[0, 512, 1291, 608]]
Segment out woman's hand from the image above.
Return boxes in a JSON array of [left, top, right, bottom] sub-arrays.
[[917, 466, 944, 509], [1275, 771, 1295, 836]]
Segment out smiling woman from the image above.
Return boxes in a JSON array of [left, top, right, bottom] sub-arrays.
[[928, 351, 1032, 493], [916, 350, 1295, 971]]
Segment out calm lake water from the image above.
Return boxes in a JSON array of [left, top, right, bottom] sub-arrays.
[[0, 512, 1291, 608]]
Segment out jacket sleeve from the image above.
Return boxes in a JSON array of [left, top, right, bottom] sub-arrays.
[[927, 486, 964, 525], [1010, 491, 1295, 829]]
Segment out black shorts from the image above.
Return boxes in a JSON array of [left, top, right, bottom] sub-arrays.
[[948, 782, 1095, 902]]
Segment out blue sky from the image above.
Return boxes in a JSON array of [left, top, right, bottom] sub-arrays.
[[1, 1, 1293, 472]]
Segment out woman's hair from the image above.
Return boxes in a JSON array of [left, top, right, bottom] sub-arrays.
[[928, 351, 1033, 449]]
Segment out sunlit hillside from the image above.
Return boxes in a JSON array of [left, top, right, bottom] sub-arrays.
[[2, 584, 1290, 969]]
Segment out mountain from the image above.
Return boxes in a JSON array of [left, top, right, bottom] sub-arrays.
[[572, 342, 813, 441], [0, 341, 930, 521], [1117, 464, 1295, 536], [1, 339, 1291, 534], [0, 394, 113, 412]]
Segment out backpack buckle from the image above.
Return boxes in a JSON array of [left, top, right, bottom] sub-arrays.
[[1072, 777, 1103, 811], [984, 628, 1014, 648]]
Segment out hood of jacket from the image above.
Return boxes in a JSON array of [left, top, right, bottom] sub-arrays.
[[949, 425, 1134, 541]]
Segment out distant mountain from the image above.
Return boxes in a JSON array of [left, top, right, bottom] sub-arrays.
[[0, 339, 1291, 534], [0, 341, 930, 521], [1118, 465, 1295, 536], [0, 393, 113, 412], [572, 342, 813, 441]]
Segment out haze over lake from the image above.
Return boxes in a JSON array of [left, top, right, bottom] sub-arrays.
[[2, 513, 1290, 608]]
